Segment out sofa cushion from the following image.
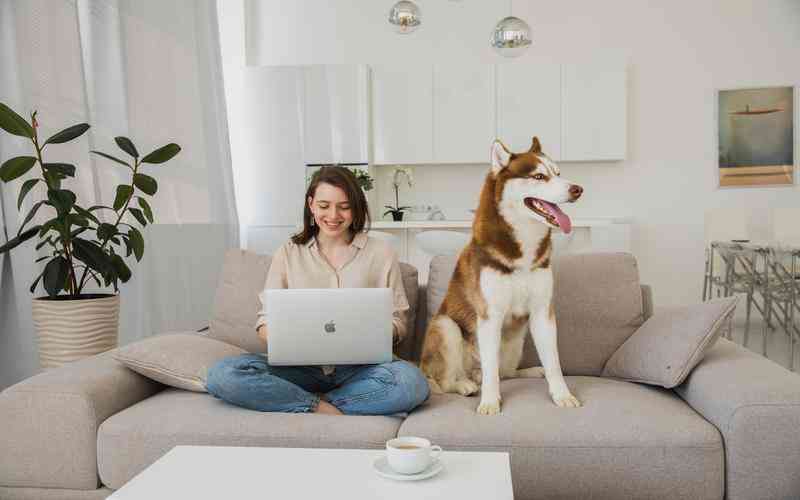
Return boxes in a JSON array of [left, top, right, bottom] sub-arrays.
[[97, 388, 404, 489], [398, 377, 723, 500], [112, 332, 247, 392], [602, 296, 739, 388], [208, 248, 420, 357], [425, 252, 646, 375], [208, 249, 272, 353]]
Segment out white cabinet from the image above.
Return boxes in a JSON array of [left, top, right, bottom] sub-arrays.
[[371, 64, 433, 165], [301, 65, 370, 165], [432, 64, 495, 163], [561, 63, 627, 161], [496, 63, 563, 159]]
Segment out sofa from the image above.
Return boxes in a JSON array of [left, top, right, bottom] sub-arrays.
[[2, 250, 800, 500]]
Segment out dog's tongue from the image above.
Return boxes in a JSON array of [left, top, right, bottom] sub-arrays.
[[540, 200, 572, 234]]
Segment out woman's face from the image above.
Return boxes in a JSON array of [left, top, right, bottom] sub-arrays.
[[308, 182, 353, 239]]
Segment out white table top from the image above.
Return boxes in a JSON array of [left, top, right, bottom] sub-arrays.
[[108, 446, 513, 500]]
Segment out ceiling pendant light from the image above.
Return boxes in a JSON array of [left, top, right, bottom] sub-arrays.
[[490, 1, 532, 57], [388, 1, 422, 34]]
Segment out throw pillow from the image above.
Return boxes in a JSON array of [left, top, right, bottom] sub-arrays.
[[113, 332, 246, 392], [602, 296, 739, 388]]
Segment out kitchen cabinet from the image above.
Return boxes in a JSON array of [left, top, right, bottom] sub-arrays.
[[371, 64, 433, 164], [432, 64, 495, 163], [496, 62, 563, 159], [302, 65, 370, 165]]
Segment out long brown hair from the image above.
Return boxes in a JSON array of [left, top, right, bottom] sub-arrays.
[[291, 166, 371, 245]]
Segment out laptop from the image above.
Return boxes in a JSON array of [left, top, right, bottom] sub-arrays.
[[264, 288, 394, 366]]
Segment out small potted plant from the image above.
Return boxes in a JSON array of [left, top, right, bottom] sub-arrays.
[[0, 102, 180, 369], [351, 167, 374, 192], [383, 167, 413, 222]]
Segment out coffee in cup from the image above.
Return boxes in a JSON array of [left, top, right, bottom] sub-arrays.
[[386, 437, 443, 474]]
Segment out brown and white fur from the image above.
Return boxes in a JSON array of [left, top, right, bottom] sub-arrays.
[[419, 137, 583, 415]]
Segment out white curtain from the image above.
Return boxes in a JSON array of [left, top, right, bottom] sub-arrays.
[[0, 0, 238, 390]]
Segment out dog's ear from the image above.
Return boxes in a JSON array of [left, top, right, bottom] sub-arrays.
[[529, 136, 542, 154], [490, 140, 512, 174]]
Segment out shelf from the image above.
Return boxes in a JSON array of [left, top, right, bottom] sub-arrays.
[[370, 217, 632, 230]]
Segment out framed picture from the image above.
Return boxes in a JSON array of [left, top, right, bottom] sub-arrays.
[[717, 86, 795, 187]]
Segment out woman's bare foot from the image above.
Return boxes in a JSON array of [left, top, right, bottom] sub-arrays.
[[314, 399, 343, 415]]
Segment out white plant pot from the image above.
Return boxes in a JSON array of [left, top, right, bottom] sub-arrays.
[[31, 294, 120, 370]]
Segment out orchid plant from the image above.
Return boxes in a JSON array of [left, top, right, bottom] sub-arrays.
[[383, 167, 413, 221]]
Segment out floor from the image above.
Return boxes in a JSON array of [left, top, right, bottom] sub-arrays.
[[725, 294, 799, 372]]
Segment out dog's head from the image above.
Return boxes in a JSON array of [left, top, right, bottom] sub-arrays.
[[490, 137, 583, 234]]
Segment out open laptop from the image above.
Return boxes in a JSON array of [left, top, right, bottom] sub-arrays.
[[264, 288, 394, 366]]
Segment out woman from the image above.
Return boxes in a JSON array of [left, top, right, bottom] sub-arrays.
[[206, 166, 430, 415]]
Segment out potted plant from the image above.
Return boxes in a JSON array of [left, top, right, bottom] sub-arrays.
[[383, 167, 413, 222], [0, 102, 180, 369], [351, 167, 374, 193]]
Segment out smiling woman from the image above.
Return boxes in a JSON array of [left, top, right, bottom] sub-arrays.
[[205, 166, 431, 416]]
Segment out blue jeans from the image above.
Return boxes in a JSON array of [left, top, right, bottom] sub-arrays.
[[206, 353, 430, 415]]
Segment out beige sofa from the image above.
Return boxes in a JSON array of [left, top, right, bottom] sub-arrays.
[[2, 250, 800, 500]]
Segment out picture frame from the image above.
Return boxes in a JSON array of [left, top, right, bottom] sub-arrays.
[[717, 85, 795, 188]]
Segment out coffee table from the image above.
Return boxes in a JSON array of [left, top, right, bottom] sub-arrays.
[[108, 445, 513, 499]]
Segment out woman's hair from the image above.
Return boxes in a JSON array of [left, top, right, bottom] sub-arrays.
[[291, 166, 371, 245]]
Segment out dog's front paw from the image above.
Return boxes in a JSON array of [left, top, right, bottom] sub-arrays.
[[454, 379, 479, 396], [476, 398, 501, 415], [551, 391, 582, 408]]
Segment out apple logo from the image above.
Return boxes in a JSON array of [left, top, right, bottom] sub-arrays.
[[324, 321, 336, 333]]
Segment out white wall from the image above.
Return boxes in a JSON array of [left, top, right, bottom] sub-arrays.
[[243, 0, 800, 309]]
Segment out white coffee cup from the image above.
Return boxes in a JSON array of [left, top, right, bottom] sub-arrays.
[[386, 437, 443, 475]]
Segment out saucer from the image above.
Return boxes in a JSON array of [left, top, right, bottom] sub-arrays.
[[373, 456, 444, 481]]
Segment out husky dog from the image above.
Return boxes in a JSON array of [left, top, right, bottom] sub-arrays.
[[420, 137, 583, 415]]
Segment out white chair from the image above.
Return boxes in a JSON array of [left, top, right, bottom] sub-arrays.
[[703, 208, 752, 344], [367, 230, 402, 255], [414, 230, 470, 257]]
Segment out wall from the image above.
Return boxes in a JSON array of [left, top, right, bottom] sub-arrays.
[[242, 0, 800, 309]]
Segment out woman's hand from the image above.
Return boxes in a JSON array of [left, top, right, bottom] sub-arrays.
[[256, 324, 268, 344]]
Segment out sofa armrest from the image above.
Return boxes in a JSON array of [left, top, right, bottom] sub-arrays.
[[673, 338, 800, 500], [0, 348, 165, 490]]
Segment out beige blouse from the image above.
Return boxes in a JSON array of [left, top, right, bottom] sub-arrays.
[[255, 231, 410, 374]]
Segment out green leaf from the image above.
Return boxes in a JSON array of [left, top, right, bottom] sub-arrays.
[[0, 102, 33, 138], [88, 204, 115, 212], [72, 237, 112, 274], [115, 136, 138, 158], [38, 217, 60, 237], [137, 197, 154, 223], [90, 150, 131, 169], [43, 123, 90, 146], [43, 168, 63, 189], [47, 189, 76, 215], [70, 227, 89, 238], [0, 156, 37, 182], [35, 236, 53, 251], [128, 207, 147, 226], [43, 163, 76, 177], [128, 227, 144, 261], [0, 225, 40, 254], [17, 200, 46, 236], [69, 214, 90, 228], [29, 268, 46, 293], [43, 256, 69, 297], [113, 185, 133, 211], [73, 204, 100, 225], [132, 173, 157, 195], [110, 253, 131, 283], [97, 223, 117, 241], [18, 178, 40, 209], [141, 143, 180, 164]]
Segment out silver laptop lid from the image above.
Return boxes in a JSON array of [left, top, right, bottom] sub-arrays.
[[265, 288, 393, 366]]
